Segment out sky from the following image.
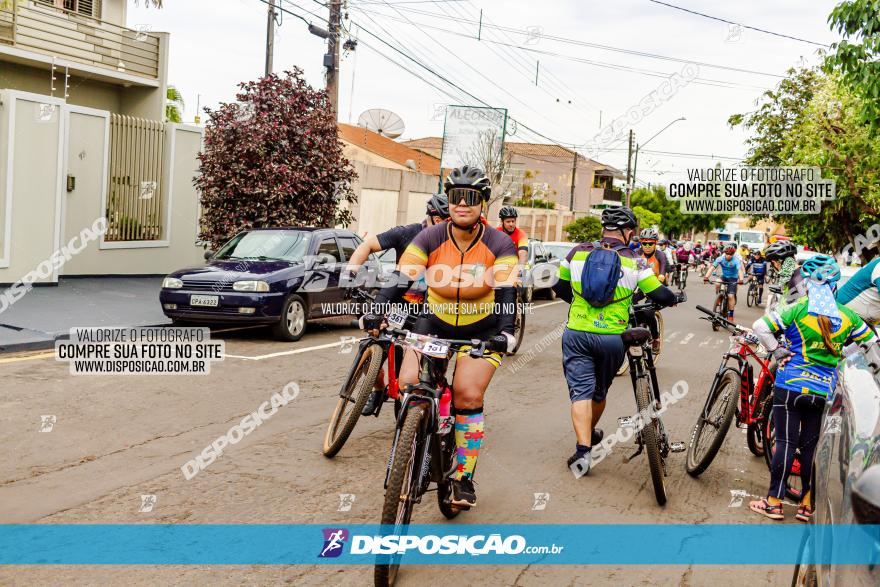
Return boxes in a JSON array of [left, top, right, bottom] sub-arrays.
[[127, 0, 843, 187]]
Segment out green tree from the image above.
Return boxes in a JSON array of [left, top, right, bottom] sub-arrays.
[[781, 75, 880, 255], [630, 185, 727, 239], [825, 0, 880, 134], [729, 67, 880, 256], [165, 85, 184, 123], [563, 216, 602, 242], [633, 205, 660, 229]]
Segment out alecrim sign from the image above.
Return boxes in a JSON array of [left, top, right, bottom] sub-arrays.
[[439, 105, 508, 170]]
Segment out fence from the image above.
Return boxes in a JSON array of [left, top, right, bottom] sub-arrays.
[[105, 114, 165, 242], [0, 0, 160, 80]]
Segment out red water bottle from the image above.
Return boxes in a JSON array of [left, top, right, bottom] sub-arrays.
[[439, 387, 451, 417]]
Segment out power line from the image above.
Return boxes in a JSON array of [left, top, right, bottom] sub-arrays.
[[646, 0, 831, 47], [350, 5, 773, 90], [353, 4, 785, 78]]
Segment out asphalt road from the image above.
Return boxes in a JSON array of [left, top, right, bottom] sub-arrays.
[[0, 279, 795, 586]]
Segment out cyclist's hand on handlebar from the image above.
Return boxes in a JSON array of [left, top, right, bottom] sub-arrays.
[[359, 313, 386, 337], [675, 291, 687, 304], [487, 332, 517, 354]]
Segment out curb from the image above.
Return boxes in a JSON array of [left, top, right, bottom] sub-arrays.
[[0, 322, 172, 356]]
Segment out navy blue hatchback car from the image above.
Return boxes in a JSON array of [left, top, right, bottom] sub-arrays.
[[159, 228, 382, 341]]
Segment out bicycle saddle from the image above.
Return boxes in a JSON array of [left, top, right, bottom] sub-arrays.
[[621, 327, 652, 347], [768, 285, 782, 294]]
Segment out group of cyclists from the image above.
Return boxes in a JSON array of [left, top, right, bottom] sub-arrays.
[[336, 164, 880, 523]]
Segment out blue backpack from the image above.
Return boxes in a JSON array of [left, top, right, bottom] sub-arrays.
[[578, 241, 628, 307]]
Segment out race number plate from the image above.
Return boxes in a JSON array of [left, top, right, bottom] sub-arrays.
[[387, 307, 409, 329], [190, 294, 219, 307], [422, 340, 450, 358]]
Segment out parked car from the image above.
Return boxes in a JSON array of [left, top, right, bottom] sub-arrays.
[[522, 238, 561, 301], [793, 351, 880, 585], [159, 228, 383, 341], [543, 240, 576, 262]]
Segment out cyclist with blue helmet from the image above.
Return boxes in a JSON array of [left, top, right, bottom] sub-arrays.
[[750, 255, 875, 522]]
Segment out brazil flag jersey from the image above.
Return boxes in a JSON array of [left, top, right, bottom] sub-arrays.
[[761, 297, 874, 396]]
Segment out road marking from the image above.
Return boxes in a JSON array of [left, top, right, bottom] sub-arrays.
[[226, 339, 350, 360], [698, 336, 712, 347], [680, 333, 694, 345], [665, 331, 679, 343], [0, 350, 56, 364]]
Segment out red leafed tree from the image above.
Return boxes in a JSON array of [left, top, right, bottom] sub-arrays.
[[196, 69, 356, 248]]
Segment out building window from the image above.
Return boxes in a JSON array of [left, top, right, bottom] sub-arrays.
[[37, 0, 100, 19]]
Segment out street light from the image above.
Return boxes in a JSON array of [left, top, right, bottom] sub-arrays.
[[626, 117, 686, 206]]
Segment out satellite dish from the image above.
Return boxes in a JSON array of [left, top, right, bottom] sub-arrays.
[[357, 108, 405, 139]]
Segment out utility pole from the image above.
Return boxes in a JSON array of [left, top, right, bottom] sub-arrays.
[[264, 0, 276, 77], [326, 0, 342, 114], [632, 144, 640, 193], [624, 129, 634, 207], [569, 148, 578, 211]]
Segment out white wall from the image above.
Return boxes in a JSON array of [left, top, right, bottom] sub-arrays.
[[356, 189, 400, 239]]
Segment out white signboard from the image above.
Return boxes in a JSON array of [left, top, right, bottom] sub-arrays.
[[440, 105, 508, 169]]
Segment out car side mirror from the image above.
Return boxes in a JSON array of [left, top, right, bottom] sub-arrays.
[[204, 250, 215, 260], [852, 464, 880, 525]]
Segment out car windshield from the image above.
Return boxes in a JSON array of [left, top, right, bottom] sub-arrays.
[[738, 233, 764, 244], [545, 244, 574, 259], [214, 230, 310, 262]]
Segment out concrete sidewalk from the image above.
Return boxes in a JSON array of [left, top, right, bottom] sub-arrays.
[[0, 277, 170, 353]]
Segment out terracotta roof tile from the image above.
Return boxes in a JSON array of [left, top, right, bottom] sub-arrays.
[[339, 124, 440, 176]]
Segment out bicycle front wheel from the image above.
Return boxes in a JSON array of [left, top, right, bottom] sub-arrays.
[[322, 343, 384, 458], [652, 312, 664, 365], [635, 374, 667, 505], [375, 403, 427, 587], [511, 303, 526, 355], [686, 370, 740, 476]]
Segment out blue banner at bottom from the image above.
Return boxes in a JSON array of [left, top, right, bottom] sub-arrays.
[[1, 524, 878, 565]]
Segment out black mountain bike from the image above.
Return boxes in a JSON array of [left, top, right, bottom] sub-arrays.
[[617, 296, 687, 506], [746, 276, 763, 308], [323, 289, 409, 458], [375, 328, 491, 586], [706, 277, 738, 331]]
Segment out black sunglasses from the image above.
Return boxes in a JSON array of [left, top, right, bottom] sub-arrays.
[[448, 188, 484, 207]]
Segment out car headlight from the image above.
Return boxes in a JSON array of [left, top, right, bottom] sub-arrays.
[[162, 277, 183, 289], [233, 280, 270, 292]]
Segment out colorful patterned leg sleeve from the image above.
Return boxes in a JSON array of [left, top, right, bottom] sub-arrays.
[[454, 408, 484, 480]]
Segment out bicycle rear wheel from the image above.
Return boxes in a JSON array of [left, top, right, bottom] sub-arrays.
[[635, 372, 667, 505], [747, 386, 773, 457], [322, 344, 383, 458], [375, 403, 427, 587], [680, 267, 688, 290], [686, 370, 740, 476]]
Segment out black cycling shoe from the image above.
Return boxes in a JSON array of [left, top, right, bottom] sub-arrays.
[[567, 450, 592, 476], [450, 477, 476, 508], [591, 428, 604, 446], [360, 389, 384, 416]]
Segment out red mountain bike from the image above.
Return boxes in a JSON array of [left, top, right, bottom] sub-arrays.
[[686, 305, 776, 475]]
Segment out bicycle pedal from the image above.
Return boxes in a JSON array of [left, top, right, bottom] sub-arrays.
[[669, 442, 686, 453]]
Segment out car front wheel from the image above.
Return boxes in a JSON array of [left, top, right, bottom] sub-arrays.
[[273, 294, 308, 341]]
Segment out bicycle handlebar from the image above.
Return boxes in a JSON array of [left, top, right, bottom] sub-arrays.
[[385, 327, 491, 358], [695, 304, 742, 333]]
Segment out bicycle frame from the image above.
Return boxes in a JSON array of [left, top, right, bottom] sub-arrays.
[[705, 337, 775, 427]]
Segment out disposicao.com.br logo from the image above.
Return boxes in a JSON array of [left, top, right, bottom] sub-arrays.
[[319, 528, 563, 557]]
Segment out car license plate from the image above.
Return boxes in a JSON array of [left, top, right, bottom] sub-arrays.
[[190, 294, 219, 307]]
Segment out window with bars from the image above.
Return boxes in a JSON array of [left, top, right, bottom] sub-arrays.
[[37, 0, 100, 19]]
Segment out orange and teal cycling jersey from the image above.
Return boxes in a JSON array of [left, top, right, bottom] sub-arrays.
[[497, 225, 529, 252], [398, 222, 518, 327]]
